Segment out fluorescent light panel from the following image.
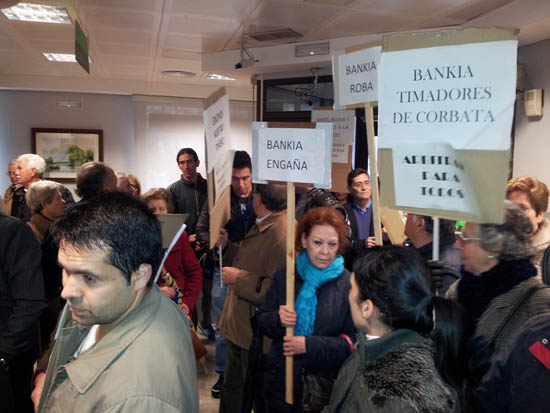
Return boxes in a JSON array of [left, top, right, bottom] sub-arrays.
[[1, 3, 71, 24], [43, 53, 92, 63], [207, 74, 235, 81]]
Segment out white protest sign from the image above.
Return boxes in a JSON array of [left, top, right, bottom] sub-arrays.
[[393, 143, 479, 215], [252, 123, 333, 188], [204, 93, 232, 172], [332, 45, 381, 108], [311, 109, 355, 164], [213, 149, 235, 203], [378, 40, 517, 151]]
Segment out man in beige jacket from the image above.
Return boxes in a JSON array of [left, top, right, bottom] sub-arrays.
[[217, 183, 288, 413], [34, 192, 198, 413]]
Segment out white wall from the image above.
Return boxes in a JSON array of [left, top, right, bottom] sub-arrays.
[[0, 90, 134, 193], [513, 39, 550, 188], [0, 90, 254, 196]]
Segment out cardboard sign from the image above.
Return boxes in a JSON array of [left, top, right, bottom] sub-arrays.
[[252, 122, 333, 188], [377, 28, 517, 223], [379, 40, 517, 151], [204, 90, 232, 173], [311, 109, 355, 164], [332, 45, 381, 108], [213, 149, 235, 203]]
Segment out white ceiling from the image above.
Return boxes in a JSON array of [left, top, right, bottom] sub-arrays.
[[1, 0, 549, 99]]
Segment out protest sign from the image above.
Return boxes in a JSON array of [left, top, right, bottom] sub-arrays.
[[204, 89, 231, 172], [332, 44, 381, 108], [311, 109, 355, 163], [378, 28, 517, 223]]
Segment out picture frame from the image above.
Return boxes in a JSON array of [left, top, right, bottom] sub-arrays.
[[31, 128, 103, 183]]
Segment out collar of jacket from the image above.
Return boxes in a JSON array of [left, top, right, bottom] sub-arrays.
[[62, 286, 162, 393], [253, 209, 285, 234], [415, 233, 456, 260], [360, 328, 426, 365], [179, 173, 206, 187]]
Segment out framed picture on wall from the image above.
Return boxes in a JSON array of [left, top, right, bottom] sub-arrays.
[[31, 128, 103, 183]]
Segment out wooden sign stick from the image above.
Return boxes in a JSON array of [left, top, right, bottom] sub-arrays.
[[285, 181, 296, 405], [365, 102, 383, 246]]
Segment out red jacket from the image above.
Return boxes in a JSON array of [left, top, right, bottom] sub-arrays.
[[160, 232, 202, 312]]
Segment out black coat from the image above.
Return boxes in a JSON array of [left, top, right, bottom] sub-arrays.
[[167, 173, 208, 235], [257, 265, 356, 412], [0, 213, 47, 361]]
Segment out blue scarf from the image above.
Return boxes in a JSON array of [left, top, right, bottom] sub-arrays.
[[294, 251, 344, 336]]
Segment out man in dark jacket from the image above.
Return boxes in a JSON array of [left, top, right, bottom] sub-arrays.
[[167, 147, 208, 240], [0, 212, 47, 413], [404, 214, 461, 295], [196, 151, 256, 398], [343, 169, 375, 269]]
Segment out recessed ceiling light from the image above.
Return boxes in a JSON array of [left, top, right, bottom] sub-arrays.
[[2, 3, 71, 24], [207, 74, 235, 81], [43, 53, 92, 63], [161, 70, 196, 78]]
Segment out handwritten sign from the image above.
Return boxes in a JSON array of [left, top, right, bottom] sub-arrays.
[[379, 40, 517, 151], [204, 93, 232, 172], [252, 123, 333, 188], [393, 143, 478, 214], [332, 45, 381, 108], [311, 109, 355, 164], [213, 149, 234, 203]]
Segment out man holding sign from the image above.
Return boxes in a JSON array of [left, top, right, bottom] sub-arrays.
[[217, 183, 287, 413]]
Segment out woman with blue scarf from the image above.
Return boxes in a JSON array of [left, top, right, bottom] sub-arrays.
[[257, 207, 356, 413]]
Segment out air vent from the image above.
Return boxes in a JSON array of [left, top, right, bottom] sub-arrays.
[[246, 29, 302, 42]]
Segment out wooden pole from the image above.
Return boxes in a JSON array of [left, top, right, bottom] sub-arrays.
[[285, 182, 296, 405], [365, 102, 383, 246]]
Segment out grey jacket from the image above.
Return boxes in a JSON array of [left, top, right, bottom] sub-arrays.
[[325, 329, 460, 413], [38, 286, 198, 412], [167, 174, 207, 235]]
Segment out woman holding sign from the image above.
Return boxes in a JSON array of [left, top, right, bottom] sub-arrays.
[[257, 207, 356, 413]]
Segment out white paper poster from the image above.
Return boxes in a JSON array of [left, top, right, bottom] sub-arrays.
[[332, 45, 381, 108], [311, 109, 355, 163], [213, 149, 235, 203], [378, 40, 517, 151], [256, 126, 332, 186], [204, 94, 232, 172], [392, 143, 479, 215]]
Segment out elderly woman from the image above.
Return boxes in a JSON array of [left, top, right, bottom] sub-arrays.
[[507, 176, 550, 272], [257, 207, 356, 413], [117, 172, 141, 197], [141, 188, 202, 315], [325, 246, 466, 412], [26, 180, 66, 243], [449, 201, 550, 381]]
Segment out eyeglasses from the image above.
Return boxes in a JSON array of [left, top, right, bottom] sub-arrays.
[[456, 234, 481, 243]]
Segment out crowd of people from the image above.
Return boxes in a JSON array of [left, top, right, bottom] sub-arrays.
[[2, 147, 550, 413]]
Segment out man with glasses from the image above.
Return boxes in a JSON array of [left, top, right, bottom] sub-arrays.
[[344, 168, 376, 267]]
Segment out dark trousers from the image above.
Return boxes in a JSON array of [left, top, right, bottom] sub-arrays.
[[0, 351, 35, 413], [219, 341, 266, 413]]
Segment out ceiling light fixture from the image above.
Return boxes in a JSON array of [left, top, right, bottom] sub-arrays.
[[1, 3, 71, 24], [161, 70, 196, 78], [43, 53, 92, 63], [295, 42, 330, 57], [207, 74, 235, 81]]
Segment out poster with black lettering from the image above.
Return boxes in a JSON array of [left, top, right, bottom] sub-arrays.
[[393, 143, 478, 214], [311, 109, 355, 163], [332, 45, 381, 108], [252, 123, 333, 188], [378, 40, 517, 150], [204, 93, 232, 172]]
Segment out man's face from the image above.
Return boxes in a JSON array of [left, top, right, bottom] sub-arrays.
[[15, 159, 36, 187], [231, 167, 252, 198], [349, 173, 371, 204], [59, 241, 139, 329], [177, 153, 198, 181], [7, 164, 17, 185]]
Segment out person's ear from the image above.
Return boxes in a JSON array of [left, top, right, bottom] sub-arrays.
[[131, 263, 152, 291], [195, 159, 200, 168], [536, 211, 545, 227], [361, 299, 375, 321]]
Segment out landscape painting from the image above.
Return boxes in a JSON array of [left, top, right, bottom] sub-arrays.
[[32, 128, 103, 182]]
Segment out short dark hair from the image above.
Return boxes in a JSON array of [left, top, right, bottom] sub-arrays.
[[233, 150, 252, 171], [76, 162, 116, 200], [176, 148, 198, 163], [347, 168, 369, 187], [418, 215, 456, 238], [51, 192, 162, 286], [255, 183, 286, 212]]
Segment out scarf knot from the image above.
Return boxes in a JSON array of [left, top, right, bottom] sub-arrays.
[[294, 251, 344, 336]]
